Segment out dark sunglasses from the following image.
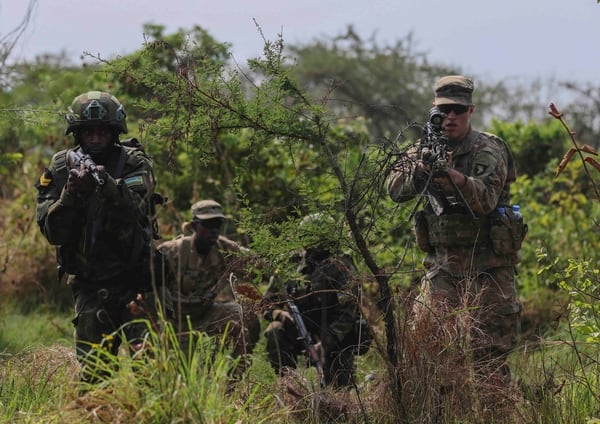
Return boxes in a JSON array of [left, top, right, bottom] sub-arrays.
[[198, 218, 224, 229], [437, 104, 470, 115]]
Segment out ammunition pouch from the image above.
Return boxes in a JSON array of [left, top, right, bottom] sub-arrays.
[[426, 213, 488, 248], [489, 209, 528, 255]]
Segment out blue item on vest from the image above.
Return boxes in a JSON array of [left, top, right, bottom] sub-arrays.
[[511, 205, 522, 219]]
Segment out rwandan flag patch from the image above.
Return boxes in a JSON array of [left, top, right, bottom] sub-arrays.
[[124, 175, 144, 189]]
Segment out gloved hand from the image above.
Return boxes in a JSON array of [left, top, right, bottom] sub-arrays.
[[66, 165, 96, 195], [434, 168, 468, 193], [433, 174, 453, 194], [272, 309, 293, 323], [413, 160, 431, 191]]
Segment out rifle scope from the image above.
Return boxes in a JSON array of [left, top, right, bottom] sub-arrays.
[[428, 107, 445, 131]]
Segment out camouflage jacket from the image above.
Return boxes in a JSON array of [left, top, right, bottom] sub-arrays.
[[266, 250, 360, 349], [35, 144, 156, 285], [157, 234, 249, 302], [387, 129, 518, 275]]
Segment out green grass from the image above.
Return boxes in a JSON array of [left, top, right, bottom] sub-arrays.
[[513, 334, 600, 424], [0, 301, 72, 353], [2, 301, 600, 423]]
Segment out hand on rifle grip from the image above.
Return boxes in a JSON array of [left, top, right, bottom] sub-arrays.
[[66, 165, 95, 194], [273, 309, 293, 323]]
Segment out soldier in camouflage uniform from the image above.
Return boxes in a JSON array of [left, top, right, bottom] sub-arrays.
[[157, 200, 260, 360], [36, 91, 168, 383], [264, 214, 371, 388], [387, 76, 524, 385]]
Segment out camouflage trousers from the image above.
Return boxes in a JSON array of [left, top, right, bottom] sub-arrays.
[[264, 319, 356, 388], [72, 284, 171, 383], [412, 266, 521, 382]]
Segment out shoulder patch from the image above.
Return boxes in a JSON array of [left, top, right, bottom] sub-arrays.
[[38, 169, 53, 187], [473, 151, 497, 177], [124, 175, 144, 188], [473, 163, 489, 177]]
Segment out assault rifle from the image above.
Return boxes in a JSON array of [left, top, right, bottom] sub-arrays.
[[286, 284, 326, 388], [69, 149, 106, 186], [408, 107, 475, 219]]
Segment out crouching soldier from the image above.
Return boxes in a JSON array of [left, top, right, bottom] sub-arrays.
[[264, 214, 372, 388], [157, 199, 260, 371]]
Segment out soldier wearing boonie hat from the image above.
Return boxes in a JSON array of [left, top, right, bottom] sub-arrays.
[[191, 199, 226, 221], [157, 199, 260, 375], [387, 74, 524, 402]]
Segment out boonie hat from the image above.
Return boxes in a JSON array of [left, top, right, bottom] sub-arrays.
[[434, 75, 474, 106], [191, 199, 225, 221]]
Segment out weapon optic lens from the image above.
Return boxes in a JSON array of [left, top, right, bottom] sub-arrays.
[[428, 107, 445, 129]]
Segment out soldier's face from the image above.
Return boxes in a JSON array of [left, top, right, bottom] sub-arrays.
[[437, 104, 474, 142], [79, 126, 113, 158], [193, 219, 223, 245]]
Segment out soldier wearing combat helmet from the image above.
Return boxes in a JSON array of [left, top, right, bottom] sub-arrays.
[[35, 91, 167, 384], [263, 213, 372, 388], [387, 76, 526, 390]]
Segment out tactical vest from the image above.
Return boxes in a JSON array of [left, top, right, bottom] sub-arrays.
[[51, 140, 158, 282], [414, 131, 523, 253], [425, 212, 489, 248]]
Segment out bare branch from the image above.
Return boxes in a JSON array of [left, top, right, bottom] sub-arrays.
[[0, 0, 38, 84]]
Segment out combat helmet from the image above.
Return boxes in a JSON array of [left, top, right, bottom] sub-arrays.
[[65, 91, 127, 135], [299, 212, 339, 249]]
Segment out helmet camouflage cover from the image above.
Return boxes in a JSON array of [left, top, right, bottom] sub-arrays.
[[65, 91, 127, 135], [299, 212, 339, 248]]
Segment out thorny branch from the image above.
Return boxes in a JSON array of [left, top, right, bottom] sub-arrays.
[[549, 102, 600, 202]]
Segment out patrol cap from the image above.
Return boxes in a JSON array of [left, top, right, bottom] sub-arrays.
[[191, 199, 225, 221], [434, 75, 474, 106]]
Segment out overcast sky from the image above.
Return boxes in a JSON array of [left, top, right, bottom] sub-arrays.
[[2, 0, 598, 90]]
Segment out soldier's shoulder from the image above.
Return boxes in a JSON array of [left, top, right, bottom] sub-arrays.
[[119, 139, 152, 165], [158, 234, 191, 252], [479, 131, 507, 146], [50, 148, 72, 169], [330, 253, 357, 272], [474, 131, 508, 154]]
